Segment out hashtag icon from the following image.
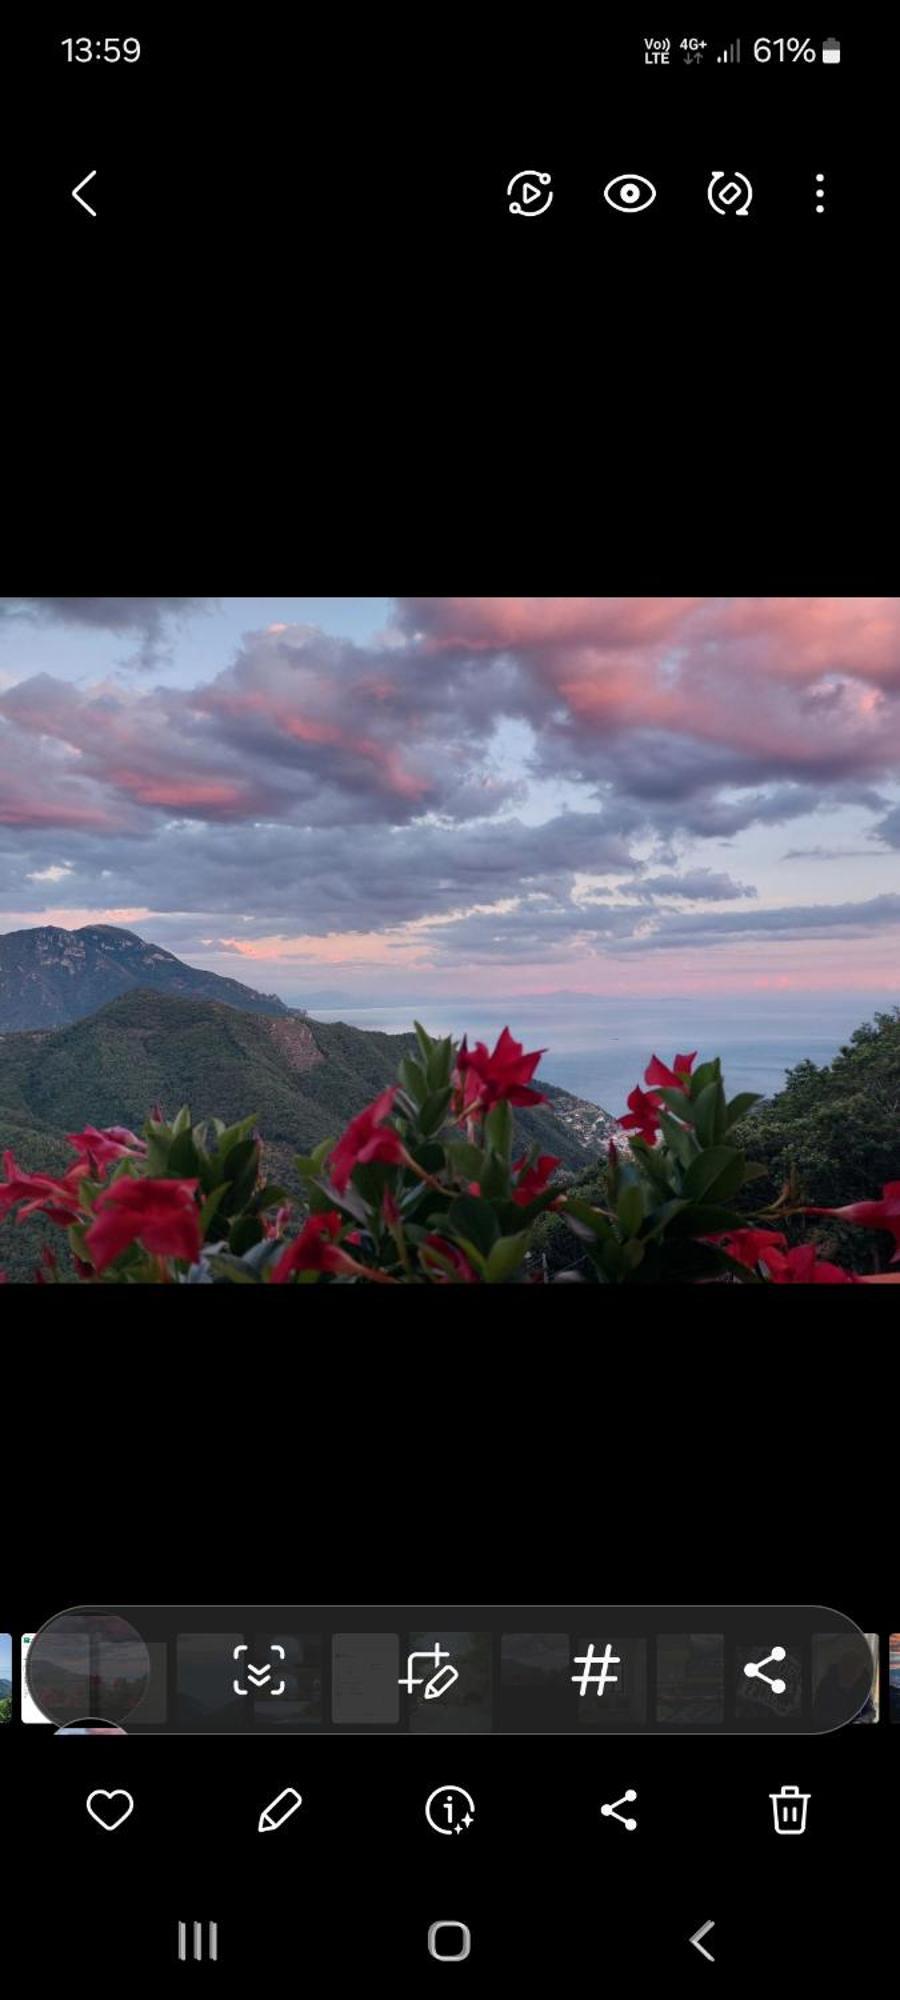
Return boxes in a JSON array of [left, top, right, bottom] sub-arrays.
[[572, 1642, 621, 1696]]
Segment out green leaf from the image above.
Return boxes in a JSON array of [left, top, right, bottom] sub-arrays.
[[167, 1129, 202, 1179], [616, 1181, 644, 1238], [205, 1255, 259, 1285], [447, 1194, 499, 1256], [687, 1059, 721, 1097], [425, 1035, 454, 1092], [144, 1132, 174, 1175], [229, 1215, 264, 1256], [213, 1114, 259, 1160], [478, 1148, 509, 1200], [724, 1091, 763, 1128], [657, 1110, 696, 1169], [666, 1202, 750, 1237], [628, 1138, 677, 1194], [692, 1080, 725, 1148], [295, 1138, 335, 1179], [199, 1181, 230, 1234], [219, 1138, 259, 1215], [248, 1183, 289, 1213], [414, 1020, 435, 1062], [408, 1141, 446, 1175], [639, 1196, 690, 1241], [485, 1231, 530, 1282], [311, 1177, 367, 1222], [484, 1099, 513, 1160], [171, 1104, 192, 1137], [655, 1087, 695, 1117], [420, 1238, 480, 1282], [418, 1086, 454, 1136], [398, 1058, 427, 1106], [350, 1161, 393, 1210], [563, 1195, 614, 1239], [446, 1141, 486, 1183], [684, 1146, 742, 1202]]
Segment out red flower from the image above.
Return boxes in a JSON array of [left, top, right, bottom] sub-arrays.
[[85, 1175, 202, 1273], [759, 1243, 856, 1285], [381, 1185, 401, 1228], [271, 1209, 393, 1284], [421, 1234, 480, 1283], [263, 1203, 293, 1240], [619, 1084, 664, 1144], [804, 1181, 900, 1264], [0, 1151, 91, 1227], [644, 1051, 697, 1092], [328, 1087, 410, 1194], [34, 1245, 59, 1285], [66, 1125, 147, 1171], [511, 1153, 561, 1206], [454, 1027, 547, 1116], [707, 1227, 787, 1270]]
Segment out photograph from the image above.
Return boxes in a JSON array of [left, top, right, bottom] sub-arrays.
[[1, 596, 897, 1288], [0, 1633, 11, 1723]]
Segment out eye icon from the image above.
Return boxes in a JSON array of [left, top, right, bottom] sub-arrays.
[[603, 174, 657, 213]]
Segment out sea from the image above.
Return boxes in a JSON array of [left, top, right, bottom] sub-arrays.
[[306, 997, 884, 1118]]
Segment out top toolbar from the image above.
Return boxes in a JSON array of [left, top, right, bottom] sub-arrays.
[[21, 1605, 874, 1734]]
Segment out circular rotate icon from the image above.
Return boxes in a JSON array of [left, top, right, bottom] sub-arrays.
[[426, 1785, 476, 1835]]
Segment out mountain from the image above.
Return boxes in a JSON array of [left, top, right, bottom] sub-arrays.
[[0, 989, 621, 1280], [0, 924, 288, 1030]]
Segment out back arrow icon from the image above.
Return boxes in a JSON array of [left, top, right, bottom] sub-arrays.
[[689, 1919, 715, 1963], [72, 170, 97, 216]]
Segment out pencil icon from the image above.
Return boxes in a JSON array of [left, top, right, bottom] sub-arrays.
[[258, 1785, 302, 1832], [425, 1663, 460, 1700]]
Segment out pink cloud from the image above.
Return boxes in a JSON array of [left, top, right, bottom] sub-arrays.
[[400, 596, 900, 777]]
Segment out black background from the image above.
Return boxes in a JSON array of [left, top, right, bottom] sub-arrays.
[[5, 1531, 894, 1983], [2, 16, 894, 1974], [5, 16, 891, 578]]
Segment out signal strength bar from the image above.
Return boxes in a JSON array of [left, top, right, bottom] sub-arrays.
[[716, 39, 741, 62]]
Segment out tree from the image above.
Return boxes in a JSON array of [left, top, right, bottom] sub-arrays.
[[728, 1008, 900, 1272]]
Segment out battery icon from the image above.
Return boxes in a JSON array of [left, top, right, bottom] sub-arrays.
[[822, 38, 841, 63]]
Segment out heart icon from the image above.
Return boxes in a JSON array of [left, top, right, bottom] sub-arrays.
[[86, 1789, 134, 1831]]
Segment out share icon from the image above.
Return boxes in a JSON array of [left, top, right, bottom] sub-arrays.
[[600, 1788, 638, 1832], [743, 1646, 787, 1694]]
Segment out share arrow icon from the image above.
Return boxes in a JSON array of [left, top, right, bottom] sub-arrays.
[[689, 1919, 716, 1963]]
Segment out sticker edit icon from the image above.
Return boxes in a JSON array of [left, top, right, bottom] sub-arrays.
[[507, 170, 553, 217]]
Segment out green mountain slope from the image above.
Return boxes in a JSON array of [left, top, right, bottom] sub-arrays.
[[0, 990, 618, 1281], [0, 923, 288, 1030]]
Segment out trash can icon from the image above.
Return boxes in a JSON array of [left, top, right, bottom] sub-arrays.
[[770, 1784, 811, 1834]]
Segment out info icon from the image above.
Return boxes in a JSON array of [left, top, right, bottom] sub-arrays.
[[426, 1785, 476, 1836]]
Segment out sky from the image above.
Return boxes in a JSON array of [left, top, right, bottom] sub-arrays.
[[0, 596, 897, 1061]]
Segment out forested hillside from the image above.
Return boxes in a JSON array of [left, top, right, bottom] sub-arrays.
[[0, 991, 612, 1280]]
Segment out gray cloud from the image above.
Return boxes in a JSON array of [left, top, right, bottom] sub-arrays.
[[874, 806, 900, 849], [0, 597, 214, 669], [1, 605, 897, 975]]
